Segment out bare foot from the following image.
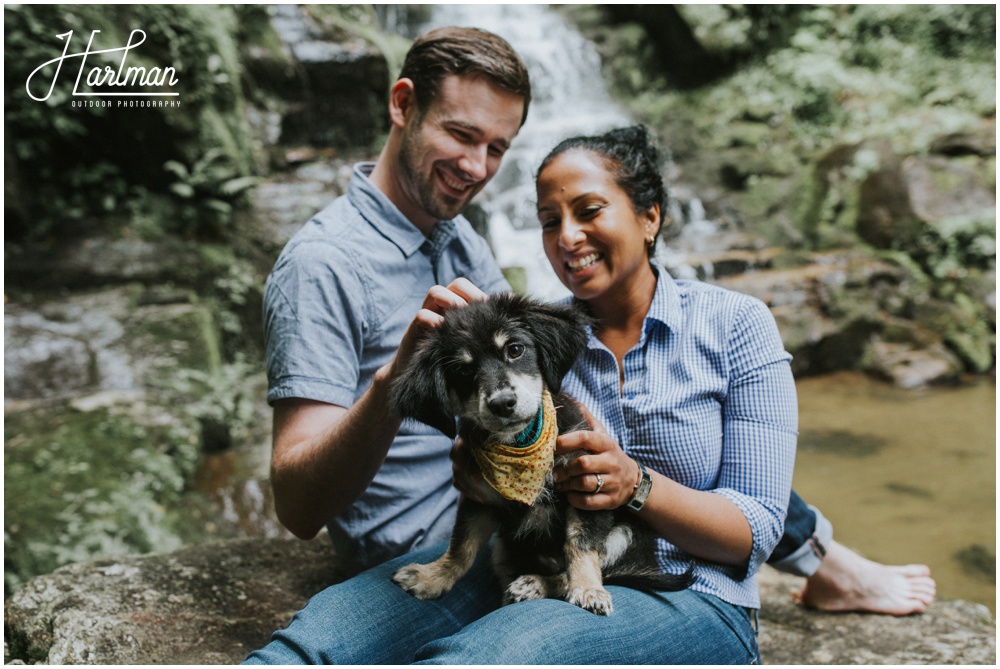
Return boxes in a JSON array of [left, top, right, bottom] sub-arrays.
[[794, 541, 936, 615]]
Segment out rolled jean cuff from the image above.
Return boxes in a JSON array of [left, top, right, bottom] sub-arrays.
[[768, 504, 833, 578]]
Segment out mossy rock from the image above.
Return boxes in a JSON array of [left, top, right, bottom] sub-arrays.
[[3, 404, 204, 595], [913, 296, 996, 373]]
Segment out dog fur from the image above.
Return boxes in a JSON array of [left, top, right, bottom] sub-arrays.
[[389, 293, 693, 615]]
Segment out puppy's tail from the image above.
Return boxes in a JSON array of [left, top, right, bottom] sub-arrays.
[[603, 563, 695, 592]]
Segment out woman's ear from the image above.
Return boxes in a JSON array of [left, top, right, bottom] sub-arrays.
[[643, 203, 662, 239], [388, 78, 417, 129]]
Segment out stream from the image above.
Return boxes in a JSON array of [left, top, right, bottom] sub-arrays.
[[794, 372, 996, 613]]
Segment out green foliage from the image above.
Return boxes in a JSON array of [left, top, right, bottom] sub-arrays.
[[917, 209, 997, 280], [602, 4, 994, 153], [165, 354, 261, 450], [4, 407, 202, 595], [163, 149, 259, 239], [5, 4, 254, 243], [306, 4, 413, 81], [675, 4, 811, 57]]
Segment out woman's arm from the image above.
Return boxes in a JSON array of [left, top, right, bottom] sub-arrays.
[[553, 424, 753, 567], [553, 300, 796, 571]]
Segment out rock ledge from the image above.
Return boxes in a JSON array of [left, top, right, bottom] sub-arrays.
[[4, 537, 996, 665]]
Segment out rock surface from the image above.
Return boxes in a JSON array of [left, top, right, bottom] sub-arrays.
[[4, 537, 995, 665]]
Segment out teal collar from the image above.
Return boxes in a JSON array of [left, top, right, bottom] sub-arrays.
[[512, 401, 546, 448]]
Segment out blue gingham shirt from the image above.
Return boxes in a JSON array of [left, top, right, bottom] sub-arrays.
[[263, 163, 509, 570], [561, 263, 798, 609]]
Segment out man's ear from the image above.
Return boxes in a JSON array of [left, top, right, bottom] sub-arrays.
[[388, 78, 417, 129]]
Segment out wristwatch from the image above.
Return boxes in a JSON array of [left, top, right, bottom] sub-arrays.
[[626, 459, 652, 511]]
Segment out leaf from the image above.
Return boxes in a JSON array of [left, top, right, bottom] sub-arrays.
[[203, 199, 232, 214], [170, 183, 195, 199], [163, 161, 190, 180], [218, 176, 260, 197]]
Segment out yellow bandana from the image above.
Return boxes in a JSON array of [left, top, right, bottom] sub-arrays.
[[472, 390, 558, 506]]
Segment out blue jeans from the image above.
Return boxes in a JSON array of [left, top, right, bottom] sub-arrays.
[[244, 542, 759, 665], [767, 490, 833, 578]]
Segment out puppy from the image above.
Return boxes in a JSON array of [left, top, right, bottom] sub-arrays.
[[389, 293, 692, 615]]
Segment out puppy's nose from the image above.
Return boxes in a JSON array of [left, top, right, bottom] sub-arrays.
[[487, 389, 518, 417]]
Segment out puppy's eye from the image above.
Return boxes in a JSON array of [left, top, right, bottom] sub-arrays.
[[506, 343, 525, 359], [455, 365, 475, 378]]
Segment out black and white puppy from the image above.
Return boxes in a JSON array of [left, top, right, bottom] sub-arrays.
[[389, 293, 692, 615]]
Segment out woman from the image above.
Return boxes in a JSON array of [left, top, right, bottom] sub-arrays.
[[246, 125, 789, 664], [534, 124, 797, 661]]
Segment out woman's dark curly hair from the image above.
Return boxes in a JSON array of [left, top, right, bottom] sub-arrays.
[[536, 125, 667, 257]]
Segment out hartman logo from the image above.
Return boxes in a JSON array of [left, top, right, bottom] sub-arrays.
[[26, 29, 182, 107]]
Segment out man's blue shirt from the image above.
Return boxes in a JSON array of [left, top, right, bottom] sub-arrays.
[[263, 163, 509, 570]]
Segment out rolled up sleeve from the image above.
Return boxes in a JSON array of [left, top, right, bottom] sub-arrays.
[[713, 297, 798, 577]]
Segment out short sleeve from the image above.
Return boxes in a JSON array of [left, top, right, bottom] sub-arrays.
[[263, 241, 368, 407]]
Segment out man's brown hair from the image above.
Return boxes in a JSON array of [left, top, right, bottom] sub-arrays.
[[399, 26, 532, 127]]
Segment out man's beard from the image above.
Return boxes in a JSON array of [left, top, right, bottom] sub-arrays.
[[398, 121, 471, 223]]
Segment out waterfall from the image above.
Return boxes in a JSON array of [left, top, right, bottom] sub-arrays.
[[419, 5, 632, 300]]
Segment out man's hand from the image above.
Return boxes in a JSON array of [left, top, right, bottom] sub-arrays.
[[384, 278, 488, 384], [272, 278, 488, 540]]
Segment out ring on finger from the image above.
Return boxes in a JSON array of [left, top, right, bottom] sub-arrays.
[[593, 473, 604, 494]]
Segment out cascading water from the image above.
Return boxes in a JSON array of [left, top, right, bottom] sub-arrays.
[[417, 5, 720, 298]]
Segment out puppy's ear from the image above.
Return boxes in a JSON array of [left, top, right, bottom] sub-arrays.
[[524, 302, 591, 394], [388, 335, 458, 439]]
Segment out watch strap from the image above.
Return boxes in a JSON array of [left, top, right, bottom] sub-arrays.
[[626, 459, 652, 511]]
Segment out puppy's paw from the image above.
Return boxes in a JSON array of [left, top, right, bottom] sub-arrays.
[[504, 574, 548, 605], [567, 586, 614, 616], [392, 563, 455, 600]]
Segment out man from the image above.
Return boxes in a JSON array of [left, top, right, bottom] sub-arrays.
[[263, 24, 934, 618], [263, 26, 525, 572]]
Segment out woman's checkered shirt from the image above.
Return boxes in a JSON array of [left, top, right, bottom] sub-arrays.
[[561, 263, 798, 609]]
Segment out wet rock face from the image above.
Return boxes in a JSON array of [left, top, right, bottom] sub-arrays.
[[246, 4, 390, 150], [4, 538, 995, 665], [711, 251, 969, 385], [4, 287, 220, 404], [856, 150, 995, 251]]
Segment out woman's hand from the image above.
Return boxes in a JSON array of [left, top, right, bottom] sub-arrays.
[[552, 405, 640, 511]]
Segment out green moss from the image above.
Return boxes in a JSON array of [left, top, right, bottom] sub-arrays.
[[3, 406, 203, 595], [132, 303, 223, 377]]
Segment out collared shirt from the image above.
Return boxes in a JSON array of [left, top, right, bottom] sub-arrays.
[[263, 163, 509, 571], [561, 263, 798, 609]]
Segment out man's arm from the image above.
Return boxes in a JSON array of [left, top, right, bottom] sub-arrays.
[[269, 280, 487, 540], [270, 365, 401, 539]]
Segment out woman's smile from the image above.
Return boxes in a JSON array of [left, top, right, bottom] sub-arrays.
[[566, 252, 603, 272]]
